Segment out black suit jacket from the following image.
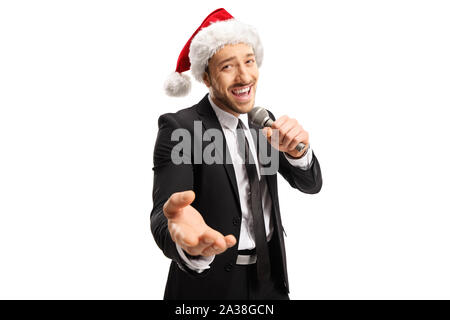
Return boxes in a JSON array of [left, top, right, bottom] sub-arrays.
[[151, 94, 322, 299]]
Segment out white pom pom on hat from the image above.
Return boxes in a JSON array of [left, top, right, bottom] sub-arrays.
[[164, 72, 191, 97], [163, 8, 263, 97]]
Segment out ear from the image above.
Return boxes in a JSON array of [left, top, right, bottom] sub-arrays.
[[202, 72, 211, 88]]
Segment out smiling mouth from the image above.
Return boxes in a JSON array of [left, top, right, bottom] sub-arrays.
[[230, 84, 253, 100]]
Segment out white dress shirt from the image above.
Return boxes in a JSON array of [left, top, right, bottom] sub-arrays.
[[176, 94, 313, 273]]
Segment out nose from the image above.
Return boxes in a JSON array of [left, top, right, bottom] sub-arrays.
[[235, 63, 251, 84]]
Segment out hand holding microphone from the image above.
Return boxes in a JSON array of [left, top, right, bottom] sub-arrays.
[[249, 107, 310, 158]]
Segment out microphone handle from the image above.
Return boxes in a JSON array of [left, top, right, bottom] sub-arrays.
[[264, 118, 306, 153]]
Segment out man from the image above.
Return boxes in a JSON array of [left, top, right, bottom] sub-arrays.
[[151, 8, 322, 300]]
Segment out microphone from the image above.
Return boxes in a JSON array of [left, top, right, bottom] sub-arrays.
[[248, 106, 306, 153]]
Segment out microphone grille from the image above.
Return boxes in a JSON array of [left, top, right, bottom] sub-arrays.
[[248, 107, 270, 128]]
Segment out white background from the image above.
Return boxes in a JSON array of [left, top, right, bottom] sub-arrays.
[[1, 0, 449, 299]]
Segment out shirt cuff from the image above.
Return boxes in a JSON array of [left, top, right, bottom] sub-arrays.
[[284, 146, 313, 170], [176, 243, 215, 273]]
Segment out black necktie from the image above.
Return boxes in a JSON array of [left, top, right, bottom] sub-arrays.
[[236, 119, 271, 281]]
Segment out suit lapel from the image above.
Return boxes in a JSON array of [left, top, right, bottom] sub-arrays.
[[196, 95, 241, 207]]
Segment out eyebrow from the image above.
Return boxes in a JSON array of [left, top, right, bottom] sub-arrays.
[[218, 53, 255, 66]]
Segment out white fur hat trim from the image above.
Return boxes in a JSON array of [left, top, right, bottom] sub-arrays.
[[189, 19, 263, 82]]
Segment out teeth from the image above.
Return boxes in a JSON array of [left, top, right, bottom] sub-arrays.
[[233, 86, 250, 94]]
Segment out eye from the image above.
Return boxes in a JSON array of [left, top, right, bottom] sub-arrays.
[[222, 64, 232, 70], [246, 59, 255, 64]]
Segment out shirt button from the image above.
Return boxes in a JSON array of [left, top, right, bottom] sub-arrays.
[[232, 217, 240, 226]]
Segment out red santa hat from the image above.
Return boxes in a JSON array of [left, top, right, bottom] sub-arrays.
[[164, 8, 264, 97]]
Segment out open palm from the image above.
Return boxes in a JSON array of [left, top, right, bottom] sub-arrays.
[[164, 190, 236, 257]]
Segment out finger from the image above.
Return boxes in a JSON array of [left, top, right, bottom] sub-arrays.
[[287, 131, 308, 151], [187, 236, 216, 256], [262, 128, 272, 146], [201, 228, 227, 252], [186, 234, 215, 255], [278, 119, 299, 145], [224, 235, 237, 248], [212, 236, 227, 254], [184, 246, 202, 256], [262, 127, 272, 138], [200, 233, 235, 256], [188, 227, 225, 256], [271, 115, 289, 130], [181, 231, 200, 248], [199, 232, 216, 246], [283, 126, 302, 149], [163, 190, 195, 218], [201, 246, 217, 257]]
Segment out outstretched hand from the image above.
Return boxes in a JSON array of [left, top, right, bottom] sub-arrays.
[[163, 190, 237, 257]]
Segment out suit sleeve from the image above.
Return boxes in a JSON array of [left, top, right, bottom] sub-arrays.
[[278, 149, 322, 194], [268, 110, 323, 194], [150, 113, 210, 277]]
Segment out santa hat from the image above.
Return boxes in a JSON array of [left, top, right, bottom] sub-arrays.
[[164, 8, 263, 97]]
